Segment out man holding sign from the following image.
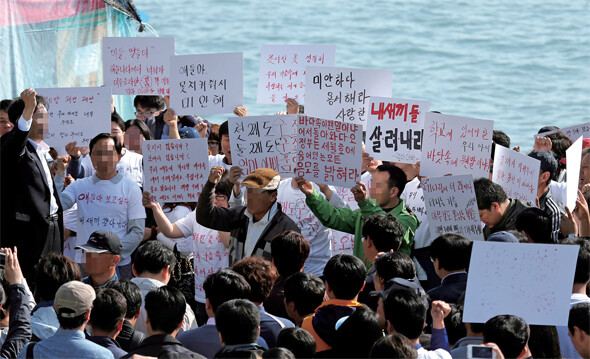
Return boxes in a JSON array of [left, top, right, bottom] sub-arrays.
[[196, 167, 299, 264], [298, 163, 418, 268]]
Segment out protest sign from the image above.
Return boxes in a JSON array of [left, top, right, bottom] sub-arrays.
[[331, 185, 358, 256], [169, 52, 243, 115], [422, 175, 484, 242], [142, 139, 208, 203], [420, 112, 493, 179], [257, 44, 336, 104], [37, 87, 111, 154], [463, 241, 579, 326], [366, 97, 430, 163], [537, 122, 590, 141], [304, 66, 392, 127], [296, 115, 362, 188], [492, 145, 540, 205], [566, 136, 583, 210], [229, 115, 298, 176], [102, 37, 174, 95]]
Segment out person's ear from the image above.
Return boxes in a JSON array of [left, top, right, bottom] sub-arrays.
[[112, 254, 121, 266], [116, 318, 125, 332], [219, 332, 225, 346], [270, 191, 278, 202], [134, 307, 141, 319], [366, 236, 374, 249], [84, 309, 92, 321], [132, 264, 138, 277], [491, 202, 500, 213], [389, 186, 399, 199]]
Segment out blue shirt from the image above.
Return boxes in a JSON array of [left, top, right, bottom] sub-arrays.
[[18, 328, 114, 359]]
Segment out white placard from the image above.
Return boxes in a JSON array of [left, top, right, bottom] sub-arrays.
[[422, 175, 484, 242], [295, 115, 362, 188], [37, 87, 111, 154], [463, 241, 579, 325], [102, 37, 174, 95], [257, 44, 336, 105], [169, 52, 243, 115], [229, 115, 298, 176], [537, 122, 590, 141], [142, 139, 209, 203], [566, 136, 583, 210], [492, 145, 540, 205], [304, 66, 392, 127], [366, 97, 430, 163], [420, 112, 494, 179]]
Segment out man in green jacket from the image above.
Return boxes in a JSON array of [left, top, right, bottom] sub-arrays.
[[297, 164, 418, 269]]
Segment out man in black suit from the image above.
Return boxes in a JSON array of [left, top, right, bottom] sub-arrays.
[[1, 88, 62, 280], [427, 233, 470, 304]]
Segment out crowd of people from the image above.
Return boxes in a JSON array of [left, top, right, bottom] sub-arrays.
[[0, 88, 589, 359]]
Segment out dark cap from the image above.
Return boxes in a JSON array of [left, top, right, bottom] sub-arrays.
[[488, 231, 519, 243], [370, 277, 429, 308], [179, 127, 199, 139], [75, 230, 122, 255]]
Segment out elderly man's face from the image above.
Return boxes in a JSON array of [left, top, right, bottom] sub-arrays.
[[246, 188, 277, 221]]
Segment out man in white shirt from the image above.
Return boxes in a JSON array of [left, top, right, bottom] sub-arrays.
[[55, 133, 145, 279], [1, 88, 62, 279]]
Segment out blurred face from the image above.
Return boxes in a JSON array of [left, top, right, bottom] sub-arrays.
[[221, 134, 231, 163], [111, 122, 125, 146], [29, 104, 49, 141], [0, 110, 13, 136], [124, 126, 145, 154], [85, 252, 117, 276], [246, 188, 276, 221], [478, 203, 502, 228], [91, 138, 121, 176], [134, 104, 159, 121], [580, 154, 590, 190], [370, 170, 396, 208], [208, 138, 221, 156]]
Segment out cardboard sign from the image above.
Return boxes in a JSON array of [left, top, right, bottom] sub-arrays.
[[304, 66, 392, 127], [420, 112, 494, 179], [422, 175, 484, 242], [537, 122, 590, 141], [296, 115, 362, 188], [492, 145, 540, 205], [257, 44, 336, 104], [37, 87, 111, 154], [169, 52, 243, 115], [229, 115, 298, 176], [463, 241, 579, 325], [366, 97, 430, 163], [102, 37, 174, 95], [566, 136, 583, 210], [142, 139, 208, 203]]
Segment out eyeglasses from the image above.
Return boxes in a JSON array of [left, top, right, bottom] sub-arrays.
[[215, 195, 228, 201], [134, 111, 157, 117], [208, 141, 220, 147]]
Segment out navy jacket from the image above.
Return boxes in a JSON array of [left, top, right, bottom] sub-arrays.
[[427, 272, 468, 304]]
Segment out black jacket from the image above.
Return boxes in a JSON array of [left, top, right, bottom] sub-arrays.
[[121, 334, 205, 359], [0, 284, 32, 359], [196, 181, 300, 264], [115, 319, 144, 352], [427, 272, 468, 304], [0, 126, 63, 279]]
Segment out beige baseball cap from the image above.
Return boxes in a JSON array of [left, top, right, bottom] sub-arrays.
[[54, 281, 96, 318], [241, 168, 280, 190]]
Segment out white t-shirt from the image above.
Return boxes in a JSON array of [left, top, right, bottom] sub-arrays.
[[62, 174, 146, 265], [63, 205, 85, 263], [175, 209, 229, 303], [278, 179, 333, 276], [81, 149, 143, 187], [156, 205, 194, 257]]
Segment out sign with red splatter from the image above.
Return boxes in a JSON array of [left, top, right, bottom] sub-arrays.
[[464, 241, 579, 325]]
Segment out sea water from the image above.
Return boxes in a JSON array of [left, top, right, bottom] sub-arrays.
[[134, 0, 590, 148]]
